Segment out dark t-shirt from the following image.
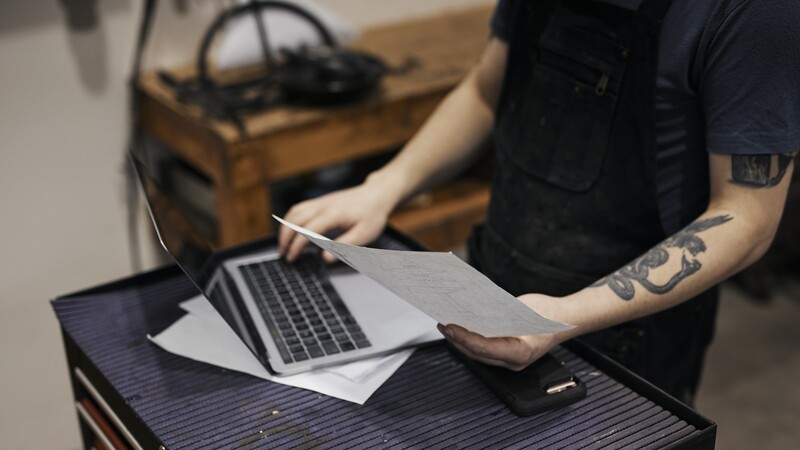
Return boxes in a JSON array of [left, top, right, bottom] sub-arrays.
[[491, 0, 800, 233]]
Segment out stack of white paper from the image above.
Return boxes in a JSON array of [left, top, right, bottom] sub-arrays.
[[149, 296, 419, 405]]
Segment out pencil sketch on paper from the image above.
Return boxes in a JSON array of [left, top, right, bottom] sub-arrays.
[[273, 215, 573, 337]]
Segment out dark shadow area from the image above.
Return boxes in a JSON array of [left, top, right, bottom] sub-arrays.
[[60, 0, 112, 94], [0, 0, 131, 94], [65, 20, 109, 94], [0, 0, 129, 36]]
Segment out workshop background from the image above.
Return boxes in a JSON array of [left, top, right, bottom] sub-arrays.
[[0, 1, 798, 449]]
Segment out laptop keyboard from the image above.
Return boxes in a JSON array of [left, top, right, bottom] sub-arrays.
[[240, 256, 371, 365]]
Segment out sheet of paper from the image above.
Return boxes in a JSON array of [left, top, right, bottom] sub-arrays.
[[275, 215, 573, 337], [149, 296, 414, 405]]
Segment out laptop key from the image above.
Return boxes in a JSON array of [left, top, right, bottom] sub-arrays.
[[307, 346, 324, 358], [342, 316, 357, 326], [340, 341, 355, 352], [299, 329, 314, 339], [292, 352, 309, 362], [349, 332, 371, 348], [322, 341, 340, 355], [266, 299, 281, 309], [345, 326, 363, 336], [281, 327, 296, 337]]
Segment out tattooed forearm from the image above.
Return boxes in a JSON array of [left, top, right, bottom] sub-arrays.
[[730, 151, 798, 188], [590, 215, 733, 300]]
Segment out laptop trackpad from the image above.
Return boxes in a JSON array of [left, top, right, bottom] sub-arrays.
[[328, 266, 440, 349]]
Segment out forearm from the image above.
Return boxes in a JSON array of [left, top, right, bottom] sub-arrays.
[[553, 207, 776, 343], [278, 40, 508, 260], [364, 39, 508, 211], [439, 152, 794, 371], [367, 76, 494, 204], [545, 150, 798, 342], [441, 209, 778, 371]]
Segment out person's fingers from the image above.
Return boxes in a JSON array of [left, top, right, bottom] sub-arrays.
[[285, 230, 312, 263], [336, 222, 376, 246], [279, 224, 311, 260], [284, 201, 317, 225], [321, 250, 338, 264], [320, 223, 379, 263], [450, 339, 515, 368], [278, 224, 296, 258], [438, 324, 512, 367], [442, 324, 532, 370], [278, 202, 321, 256], [285, 215, 341, 262]]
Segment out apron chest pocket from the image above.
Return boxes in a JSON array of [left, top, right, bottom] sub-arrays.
[[497, 17, 630, 192]]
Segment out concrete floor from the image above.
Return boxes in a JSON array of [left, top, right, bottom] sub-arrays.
[[696, 282, 800, 449], [1, 278, 798, 449]]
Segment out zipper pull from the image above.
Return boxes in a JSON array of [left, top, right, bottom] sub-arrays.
[[595, 73, 609, 96]]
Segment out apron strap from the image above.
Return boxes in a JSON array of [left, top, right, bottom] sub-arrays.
[[637, 0, 675, 23]]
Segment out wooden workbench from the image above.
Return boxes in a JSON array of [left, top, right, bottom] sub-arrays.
[[139, 6, 492, 249]]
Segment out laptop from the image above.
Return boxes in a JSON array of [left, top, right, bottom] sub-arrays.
[[129, 150, 439, 375]]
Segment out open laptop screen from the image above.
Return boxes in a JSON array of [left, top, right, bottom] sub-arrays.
[[129, 150, 217, 288], [129, 149, 267, 362]]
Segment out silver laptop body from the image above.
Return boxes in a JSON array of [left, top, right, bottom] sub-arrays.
[[130, 151, 438, 375]]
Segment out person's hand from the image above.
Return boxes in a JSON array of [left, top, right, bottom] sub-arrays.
[[438, 293, 573, 371], [278, 182, 397, 263]]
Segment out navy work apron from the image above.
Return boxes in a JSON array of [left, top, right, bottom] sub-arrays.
[[469, 0, 718, 402]]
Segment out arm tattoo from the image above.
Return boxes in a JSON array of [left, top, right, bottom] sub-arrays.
[[590, 215, 733, 300], [730, 151, 798, 188]]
